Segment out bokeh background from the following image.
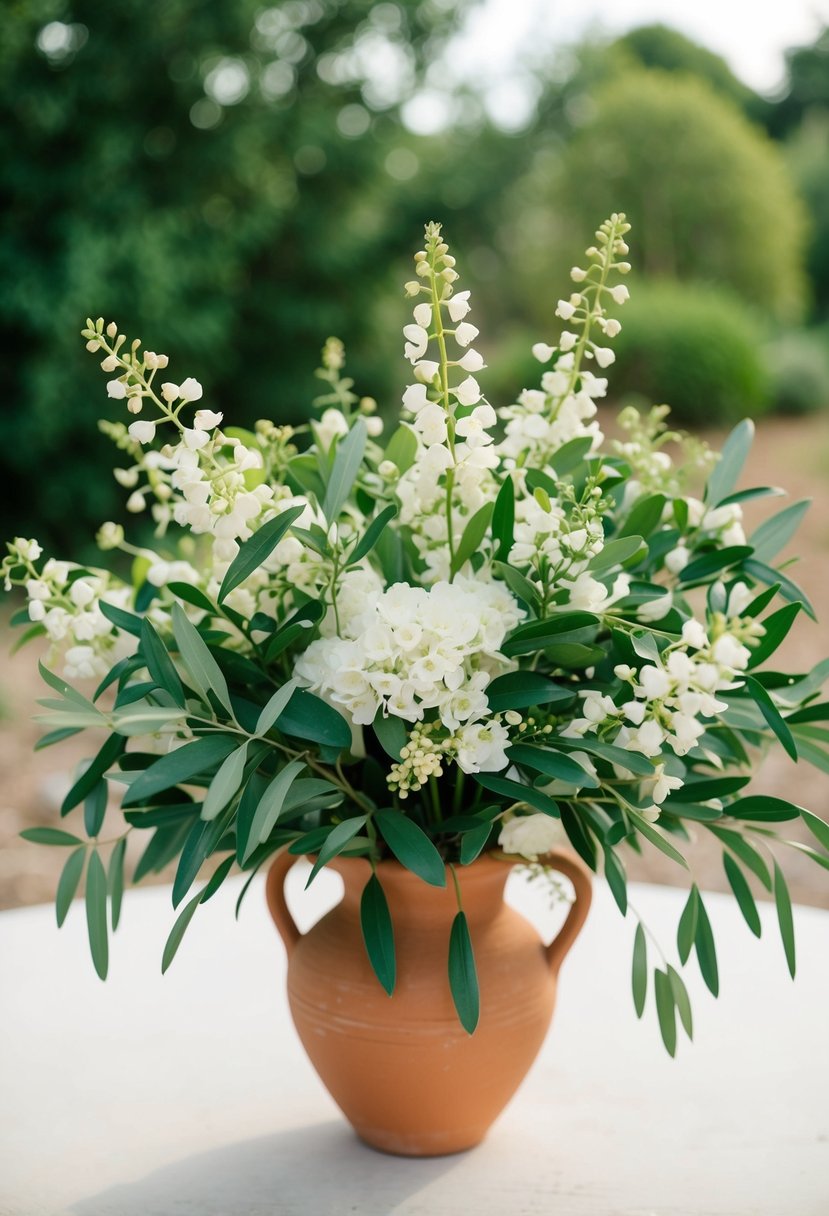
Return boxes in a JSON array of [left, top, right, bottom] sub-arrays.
[[2, 0, 829, 908]]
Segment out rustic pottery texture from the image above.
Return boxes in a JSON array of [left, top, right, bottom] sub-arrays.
[[266, 849, 592, 1156]]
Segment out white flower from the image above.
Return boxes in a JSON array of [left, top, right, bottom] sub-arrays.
[[183, 427, 210, 450], [402, 383, 429, 413], [593, 346, 615, 368], [555, 299, 577, 321], [14, 538, 42, 562], [413, 403, 447, 447], [458, 349, 485, 372], [128, 420, 156, 445], [415, 360, 440, 383], [404, 324, 429, 362], [194, 409, 223, 430], [454, 322, 479, 348], [532, 343, 555, 363], [498, 812, 567, 861], [365, 416, 383, 438], [28, 599, 46, 622], [447, 290, 471, 322], [603, 319, 622, 338], [178, 377, 203, 402], [453, 376, 482, 407], [413, 303, 432, 327], [609, 284, 630, 305], [665, 545, 690, 574], [126, 491, 147, 513], [454, 718, 510, 774], [106, 379, 127, 399], [161, 382, 180, 403], [26, 579, 50, 601], [315, 408, 349, 450], [681, 619, 708, 649]]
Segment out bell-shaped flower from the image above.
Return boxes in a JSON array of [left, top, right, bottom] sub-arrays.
[[447, 290, 471, 322], [454, 322, 479, 348], [453, 376, 481, 407], [403, 324, 429, 363]]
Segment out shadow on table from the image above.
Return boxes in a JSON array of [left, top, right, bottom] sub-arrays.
[[69, 1120, 464, 1216]]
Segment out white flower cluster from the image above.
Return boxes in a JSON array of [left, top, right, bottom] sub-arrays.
[[295, 577, 523, 753], [395, 223, 498, 582], [665, 499, 747, 576], [563, 583, 765, 811]]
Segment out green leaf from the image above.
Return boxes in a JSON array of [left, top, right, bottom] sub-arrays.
[[743, 558, 816, 620], [460, 822, 492, 865], [746, 603, 802, 669], [670, 776, 750, 803], [276, 688, 352, 751], [559, 804, 598, 869], [618, 493, 666, 540], [677, 886, 698, 965], [603, 845, 627, 914], [723, 853, 761, 937], [632, 922, 647, 1017], [98, 599, 144, 637], [773, 859, 796, 978], [694, 894, 719, 997], [631, 812, 689, 869], [588, 535, 647, 573], [750, 499, 810, 563], [451, 501, 494, 576], [35, 727, 83, 751], [255, 681, 298, 736], [110, 702, 187, 737], [84, 779, 108, 837], [473, 772, 560, 817], [556, 736, 655, 777], [706, 418, 754, 504], [56, 847, 86, 927], [548, 435, 593, 474], [85, 850, 109, 980], [161, 887, 204, 974], [508, 743, 600, 789], [802, 809, 829, 853], [305, 815, 369, 886], [707, 826, 772, 890], [21, 827, 83, 846], [167, 582, 216, 614], [654, 969, 677, 1057], [347, 504, 398, 567], [492, 560, 541, 609], [172, 809, 232, 907], [745, 677, 797, 761], [485, 672, 574, 714], [201, 743, 248, 822], [448, 910, 480, 1034], [201, 855, 235, 902], [61, 734, 126, 815], [140, 618, 185, 706], [360, 874, 396, 995], [667, 965, 693, 1040], [374, 809, 446, 887], [383, 423, 417, 474], [373, 709, 407, 761], [122, 735, 238, 807], [491, 475, 515, 563], [245, 759, 306, 862], [108, 838, 127, 931], [171, 603, 232, 714], [679, 546, 752, 584], [501, 612, 599, 658], [217, 505, 305, 603], [323, 418, 367, 522], [726, 795, 802, 822]]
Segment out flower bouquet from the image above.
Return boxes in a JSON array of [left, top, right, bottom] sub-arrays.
[[5, 214, 829, 1149]]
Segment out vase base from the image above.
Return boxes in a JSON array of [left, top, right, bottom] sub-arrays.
[[355, 1126, 485, 1158]]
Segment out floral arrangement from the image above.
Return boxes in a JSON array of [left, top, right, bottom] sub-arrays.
[[5, 214, 829, 1055]]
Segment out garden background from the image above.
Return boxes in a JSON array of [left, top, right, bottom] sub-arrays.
[[2, 0, 829, 908]]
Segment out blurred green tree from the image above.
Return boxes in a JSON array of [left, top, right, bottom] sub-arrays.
[[767, 25, 829, 138], [512, 69, 807, 325], [0, 0, 469, 550]]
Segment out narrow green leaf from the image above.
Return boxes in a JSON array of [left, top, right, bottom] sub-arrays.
[[255, 681, 298, 736], [773, 860, 796, 978], [347, 504, 398, 567], [360, 874, 396, 995], [694, 895, 719, 997], [747, 603, 802, 669], [201, 743, 248, 821], [201, 855, 235, 902], [21, 827, 82, 846], [85, 851, 109, 980], [491, 474, 515, 562], [677, 885, 698, 965], [706, 418, 754, 504], [460, 822, 492, 865], [559, 804, 598, 870], [485, 672, 574, 713], [161, 887, 204, 974], [171, 603, 232, 713], [448, 911, 480, 1034], [618, 493, 666, 540], [374, 809, 446, 887], [667, 965, 693, 1040], [745, 677, 797, 760], [84, 779, 108, 837], [140, 618, 185, 706], [492, 560, 541, 609], [56, 847, 86, 927], [722, 853, 761, 937], [802, 809, 829, 853], [373, 709, 407, 761], [603, 845, 627, 914], [588, 535, 647, 573], [122, 735, 238, 807], [473, 772, 560, 817], [507, 743, 600, 789], [750, 499, 810, 563], [632, 922, 647, 1017], [743, 558, 816, 620], [245, 759, 306, 861], [108, 838, 127, 931], [654, 969, 677, 1057], [98, 599, 143, 637], [167, 582, 216, 613], [450, 501, 494, 576], [630, 812, 689, 869], [61, 734, 126, 815], [727, 794, 802, 822], [708, 826, 772, 890], [680, 546, 752, 584], [305, 815, 369, 887], [323, 419, 367, 522], [218, 505, 305, 603], [276, 688, 352, 751], [382, 423, 417, 474], [548, 435, 593, 474]]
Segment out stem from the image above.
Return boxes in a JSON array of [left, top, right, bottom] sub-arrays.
[[428, 775, 443, 827]]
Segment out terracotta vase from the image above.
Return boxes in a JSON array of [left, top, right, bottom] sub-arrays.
[[266, 848, 592, 1157]]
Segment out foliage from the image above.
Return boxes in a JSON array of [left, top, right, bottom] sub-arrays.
[[550, 70, 807, 321], [764, 327, 829, 415], [5, 216, 829, 1055], [611, 282, 772, 426]]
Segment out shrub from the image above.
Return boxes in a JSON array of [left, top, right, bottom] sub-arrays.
[[611, 281, 771, 426], [765, 328, 829, 414]]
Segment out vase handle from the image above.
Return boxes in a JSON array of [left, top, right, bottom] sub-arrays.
[[265, 850, 302, 958], [540, 848, 593, 978]]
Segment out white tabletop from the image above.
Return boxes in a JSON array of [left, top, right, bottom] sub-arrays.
[[1, 865, 827, 1216]]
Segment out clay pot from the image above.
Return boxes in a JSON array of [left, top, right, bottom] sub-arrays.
[[266, 849, 591, 1157]]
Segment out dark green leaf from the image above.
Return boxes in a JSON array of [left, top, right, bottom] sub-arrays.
[[773, 860, 796, 978], [588, 535, 647, 573], [632, 813, 688, 869], [548, 435, 593, 474], [201, 855, 235, 902], [680, 546, 752, 584], [85, 850, 109, 980], [360, 874, 396, 995], [723, 853, 761, 937], [473, 772, 559, 817], [727, 795, 802, 822], [654, 969, 677, 1057], [802, 809, 829, 853], [347, 504, 398, 567], [122, 735, 238, 807], [245, 759, 306, 861], [277, 688, 352, 751], [747, 603, 802, 669], [373, 709, 407, 761], [305, 815, 369, 886], [502, 612, 598, 658], [556, 737, 655, 777], [98, 599, 143, 637], [486, 672, 574, 713], [108, 838, 127, 931], [745, 677, 797, 761], [161, 888, 204, 974], [743, 558, 816, 620], [618, 494, 666, 540], [492, 560, 540, 609], [21, 827, 82, 846], [508, 743, 600, 789], [140, 618, 185, 706], [171, 603, 232, 713], [84, 779, 108, 837], [460, 822, 492, 865], [35, 727, 83, 751], [383, 423, 417, 474], [172, 809, 232, 907], [374, 809, 446, 887], [322, 419, 367, 522], [632, 922, 647, 1017], [667, 965, 693, 1040], [217, 505, 305, 603], [451, 502, 494, 576], [133, 820, 192, 882], [61, 733, 126, 815], [491, 475, 515, 562], [694, 895, 719, 996], [167, 582, 216, 613], [677, 886, 698, 965], [603, 845, 627, 914], [670, 776, 750, 803], [559, 804, 597, 869], [707, 826, 772, 890], [448, 910, 479, 1034], [56, 847, 86, 927]]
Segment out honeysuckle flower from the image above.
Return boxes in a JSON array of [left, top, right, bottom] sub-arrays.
[[128, 420, 156, 445]]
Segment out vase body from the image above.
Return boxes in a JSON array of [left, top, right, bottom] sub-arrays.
[[266, 850, 591, 1157]]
